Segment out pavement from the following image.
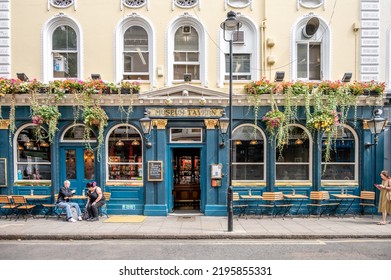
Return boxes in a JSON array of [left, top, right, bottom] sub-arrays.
[[0, 213, 391, 240]]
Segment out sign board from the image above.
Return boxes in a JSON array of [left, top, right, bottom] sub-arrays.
[[211, 164, 222, 179], [148, 161, 163, 181], [0, 158, 6, 187]]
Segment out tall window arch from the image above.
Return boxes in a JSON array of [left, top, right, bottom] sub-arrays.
[[232, 124, 266, 182], [167, 16, 206, 86], [106, 124, 143, 182], [218, 16, 259, 87], [275, 125, 312, 181], [43, 15, 82, 82], [61, 124, 96, 142], [321, 125, 358, 182], [14, 124, 52, 182], [291, 15, 331, 81], [116, 16, 154, 84]]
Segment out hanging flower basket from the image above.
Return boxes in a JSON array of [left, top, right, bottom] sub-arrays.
[[262, 110, 285, 136]]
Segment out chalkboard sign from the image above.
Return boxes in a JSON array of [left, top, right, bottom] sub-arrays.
[[0, 158, 7, 187], [148, 161, 163, 181]]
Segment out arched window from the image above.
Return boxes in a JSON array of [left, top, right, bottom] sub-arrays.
[[174, 26, 200, 81], [61, 124, 96, 142], [227, 0, 251, 8], [115, 16, 154, 84], [299, 0, 323, 9], [14, 124, 52, 182], [292, 15, 331, 81], [43, 16, 82, 82], [275, 125, 312, 181], [106, 125, 143, 182], [51, 0, 74, 8], [123, 26, 149, 80], [218, 16, 259, 86], [321, 125, 358, 181], [52, 25, 78, 78], [232, 124, 266, 182]]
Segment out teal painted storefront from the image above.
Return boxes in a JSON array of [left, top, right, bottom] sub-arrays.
[[0, 93, 388, 217]]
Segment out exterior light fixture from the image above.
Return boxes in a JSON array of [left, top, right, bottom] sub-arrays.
[[91, 74, 101, 80], [341, 72, 352, 83], [218, 110, 229, 148], [139, 109, 152, 148], [16, 73, 29, 81], [365, 109, 388, 148], [274, 71, 285, 82], [221, 11, 242, 232]]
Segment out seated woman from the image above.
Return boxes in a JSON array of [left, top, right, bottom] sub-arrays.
[[85, 182, 105, 222]]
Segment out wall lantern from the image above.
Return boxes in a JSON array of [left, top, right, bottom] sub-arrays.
[[17, 73, 29, 82], [218, 110, 229, 148], [341, 72, 352, 83], [139, 109, 152, 148], [365, 109, 388, 148], [274, 71, 285, 82], [91, 74, 101, 80]]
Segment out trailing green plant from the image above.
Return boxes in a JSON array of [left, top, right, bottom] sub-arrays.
[[31, 105, 61, 143]]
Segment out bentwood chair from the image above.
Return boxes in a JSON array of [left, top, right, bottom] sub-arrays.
[[0, 195, 19, 219], [359, 191, 376, 218], [11, 195, 36, 221], [99, 192, 111, 218]]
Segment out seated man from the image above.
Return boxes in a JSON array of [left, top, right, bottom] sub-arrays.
[[57, 180, 82, 222]]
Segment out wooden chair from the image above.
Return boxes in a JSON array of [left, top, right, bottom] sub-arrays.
[[359, 191, 376, 218], [307, 191, 339, 218], [259, 192, 293, 219], [12, 195, 36, 221], [232, 192, 248, 218], [0, 195, 19, 220], [99, 192, 111, 218]]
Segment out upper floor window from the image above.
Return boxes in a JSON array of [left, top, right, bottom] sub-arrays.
[[276, 125, 312, 181], [232, 124, 266, 182], [174, 26, 200, 81], [123, 26, 149, 80], [123, 0, 147, 8], [227, 0, 251, 8], [321, 125, 358, 182], [51, 0, 74, 8], [106, 125, 143, 182], [52, 25, 78, 78], [14, 125, 52, 182], [175, 0, 198, 8], [292, 16, 330, 81], [225, 53, 251, 80]]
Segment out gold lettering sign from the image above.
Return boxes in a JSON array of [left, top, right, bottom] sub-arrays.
[[148, 108, 224, 118]]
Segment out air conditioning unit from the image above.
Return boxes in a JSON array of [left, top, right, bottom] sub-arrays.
[[232, 31, 244, 44], [182, 26, 191, 35]]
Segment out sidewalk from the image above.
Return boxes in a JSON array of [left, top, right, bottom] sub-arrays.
[[0, 214, 391, 240]]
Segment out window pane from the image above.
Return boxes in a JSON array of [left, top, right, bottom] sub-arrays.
[[276, 164, 309, 180], [124, 52, 149, 72], [17, 164, 51, 180], [66, 150, 77, 180], [124, 26, 148, 52], [63, 125, 96, 141], [276, 127, 309, 163], [171, 128, 202, 142], [175, 27, 199, 51], [107, 126, 143, 181], [309, 44, 321, 80], [53, 52, 77, 78], [52, 26, 77, 50], [321, 164, 355, 180], [233, 164, 264, 180], [17, 126, 51, 163], [174, 64, 199, 80], [297, 43, 307, 79], [84, 150, 95, 180], [225, 54, 250, 73], [174, 52, 199, 62]]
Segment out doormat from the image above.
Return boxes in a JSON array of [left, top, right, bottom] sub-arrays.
[[104, 216, 145, 223]]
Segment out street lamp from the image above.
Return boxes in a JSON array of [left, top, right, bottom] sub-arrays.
[[220, 11, 242, 232], [365, 109, 388, 148], [139, 109, 152, 149]]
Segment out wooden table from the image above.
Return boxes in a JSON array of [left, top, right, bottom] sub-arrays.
[[241, 195, 263, 216], [283, 194, 308, 216], [331, 194, 360, 216]]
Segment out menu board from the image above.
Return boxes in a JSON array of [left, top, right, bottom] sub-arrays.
[[148, 161, 163, 181], [0, 158, 6, 187]]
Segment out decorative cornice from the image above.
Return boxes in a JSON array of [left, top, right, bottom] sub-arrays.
[[152, 119, 168, 129], [204, 119, 218, 129], [0, 119, 9, 129]]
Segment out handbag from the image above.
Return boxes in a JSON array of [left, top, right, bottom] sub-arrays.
[[82, 208, 89, 220]]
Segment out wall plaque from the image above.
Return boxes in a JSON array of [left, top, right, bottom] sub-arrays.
[[148, 161, 163, 181]]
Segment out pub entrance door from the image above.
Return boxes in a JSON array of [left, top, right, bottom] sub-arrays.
[[172, 148, 201, 211]]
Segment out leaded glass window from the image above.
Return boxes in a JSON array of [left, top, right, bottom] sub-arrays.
[[175, 0, 198, 8], [123, 0, 147, 8], [51, 0, 74, 8]]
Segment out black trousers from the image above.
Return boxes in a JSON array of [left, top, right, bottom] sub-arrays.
[[87, 200, 105, 218]]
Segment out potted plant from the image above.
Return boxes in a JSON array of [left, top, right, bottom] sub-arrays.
[[120, 80, 141, 94], [31, 105, 61, 143], [262, 109, 285, 137], [82, 106, 108, 160]]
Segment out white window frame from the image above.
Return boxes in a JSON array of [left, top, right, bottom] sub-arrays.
[[226, 0, 252, 9], [170, 128, 203, 143], [275, 124, 313, 183], [218, 15, 259, 87], [291, 14, 331, 81], [13, 123, 52, 184], [115, 15, 155, 85], [42, 15, 83, 83], [60, 124, 96, 143], [167, 15, 207, 86], [231, 124, 266, 183]]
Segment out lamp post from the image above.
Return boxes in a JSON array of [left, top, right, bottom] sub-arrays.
[[139, 109, 152, 149], [220, 11, 242, 232]]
